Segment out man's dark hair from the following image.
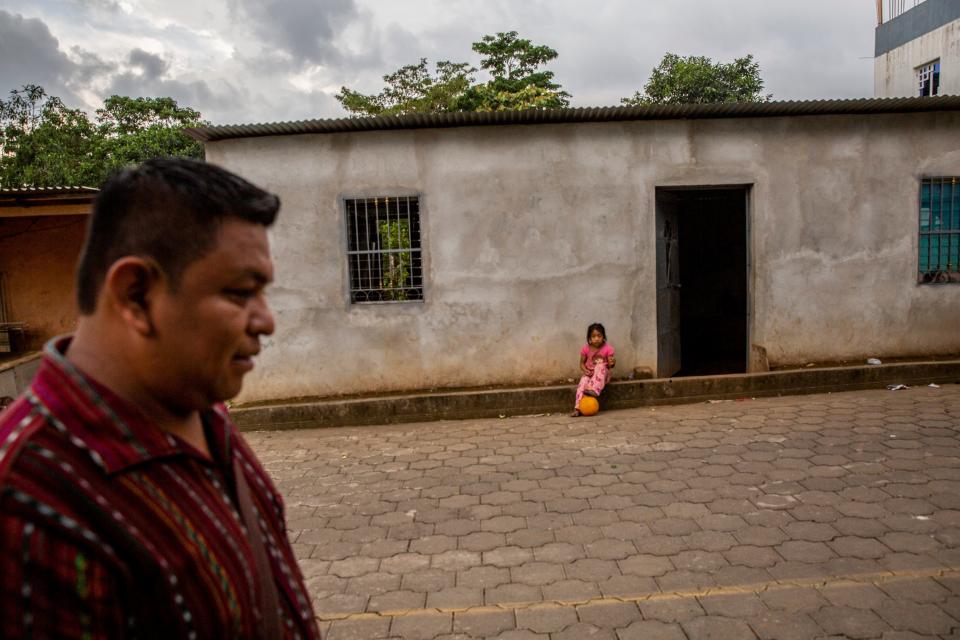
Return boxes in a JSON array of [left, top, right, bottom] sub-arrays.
[[76, 157, 280, 314]]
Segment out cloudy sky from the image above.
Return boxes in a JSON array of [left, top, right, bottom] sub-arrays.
[[1, 0, 878, 126]]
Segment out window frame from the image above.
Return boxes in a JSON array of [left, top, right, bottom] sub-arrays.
[[918, 176, 960, 284], [916, 59, 941, 97], [341, 193, 426, 304]]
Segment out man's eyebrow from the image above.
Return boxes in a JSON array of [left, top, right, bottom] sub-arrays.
[[236, 269, 272, 285]]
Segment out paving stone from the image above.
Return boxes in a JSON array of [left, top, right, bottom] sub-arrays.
[[682, 616, 759, 640], [533, 542, 585, 563], [617, 619, 688, 640], [811, 605, 892, 638], [510, 562, 564, 586], [427, 586, 484, 609], [776, 540, 836, 563], [458, 565, 511, 589], [515, 604, 579, 633], [484, 547, 534, 567], [541, 579, 601, 602], [326, 615, 393, 640], [576, 601, 643, 628], [485, 583, 542, 606], [638, 597, 706, 622], [368, 590, 426, 613], [584, 538, 637, 560], [433, 550, 482, 571], [598, 574, 659, 597], [390, 610, 453, 640], [402, 569, 457, 592], [698, 593, 767, 618], [460, 531, 506, 551], [746, 611, 824, 640], [566, 558, 621, 581], [346, 572, 402, 596], [875, 600, 960, 635], [314, 593, 368, 617], [819, 583, 892, 610], [671, 550, 729, 573], [411, 535, 459, 555], [329, 556, 381, 578], [453, 607, 516, 637], [879, 577, 952, 603]]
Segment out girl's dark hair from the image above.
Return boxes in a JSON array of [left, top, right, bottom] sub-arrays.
[[76, 157, 280, 314], [586, 323, 606, 342]]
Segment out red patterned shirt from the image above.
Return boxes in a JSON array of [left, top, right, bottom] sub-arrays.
[[0, 338, 320, 639]]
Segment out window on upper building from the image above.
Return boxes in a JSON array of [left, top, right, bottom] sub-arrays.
[[344, 195, 424, 303], [917, 60, 941, 97], [919, 177, 960, 283]]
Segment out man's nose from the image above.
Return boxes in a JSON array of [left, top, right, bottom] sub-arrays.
[[250, 295, 275, 336]]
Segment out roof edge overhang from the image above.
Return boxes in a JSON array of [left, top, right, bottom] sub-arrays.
[[185, 95, 960, 143]]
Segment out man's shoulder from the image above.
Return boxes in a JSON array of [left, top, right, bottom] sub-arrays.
[[0, 394, 49, 481]]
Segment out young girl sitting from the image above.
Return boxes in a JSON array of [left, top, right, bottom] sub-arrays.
[[572, 322, 616, 417]]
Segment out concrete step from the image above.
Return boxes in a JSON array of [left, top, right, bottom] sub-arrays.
[[230, 359, 960, 431]]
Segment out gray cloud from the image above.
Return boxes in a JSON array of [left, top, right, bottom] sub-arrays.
[[0, 10, 78, 99], [128, 48, 170, 80], [231, 0, 360, 66]]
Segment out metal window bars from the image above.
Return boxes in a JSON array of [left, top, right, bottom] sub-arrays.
[[919, 177, 960, 283], [345, 196, 424, 303], [917, 60, 941, 97]]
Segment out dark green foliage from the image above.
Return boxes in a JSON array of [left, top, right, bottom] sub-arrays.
[[336, 31, 570, 116], [623, 53, 771, 106], [0, 86, 205, 189]]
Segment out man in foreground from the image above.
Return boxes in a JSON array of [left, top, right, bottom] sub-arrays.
[[0, 158, 320, 639]]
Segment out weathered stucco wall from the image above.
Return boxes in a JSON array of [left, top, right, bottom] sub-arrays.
[[0, 215, 86, 349], [875, 19, 960, 97], [207, 112, 960, 403]]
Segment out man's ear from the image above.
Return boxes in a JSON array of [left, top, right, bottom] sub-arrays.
[[103, 257, 163, 336]]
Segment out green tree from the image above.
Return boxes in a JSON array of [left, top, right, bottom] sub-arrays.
[[623, 53, 771, 106], [95, 95, 204, 175], [336, 59, 476, 116], [0, 85, 102, 187], [336, 31, 570, 116], [0, 86, 205, 189], [461, 30, 570, 110], [377, 218, 411, 301]]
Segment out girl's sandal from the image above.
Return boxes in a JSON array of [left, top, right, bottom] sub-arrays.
[[570, 409, 581, 417]]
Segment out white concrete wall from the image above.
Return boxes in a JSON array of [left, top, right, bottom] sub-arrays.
[[207, 111, 960, 403], [876, 19, 960, 96]]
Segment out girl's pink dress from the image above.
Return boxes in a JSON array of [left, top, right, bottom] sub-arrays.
[[575, 343, 615, 411]]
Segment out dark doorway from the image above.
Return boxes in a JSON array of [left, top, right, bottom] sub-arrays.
[[656, 187, 749, 377]]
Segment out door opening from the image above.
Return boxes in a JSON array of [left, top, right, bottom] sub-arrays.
[[656, 187, 749, 377]]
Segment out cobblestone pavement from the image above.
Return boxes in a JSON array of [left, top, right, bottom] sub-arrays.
[[246, 384, 960, 639]]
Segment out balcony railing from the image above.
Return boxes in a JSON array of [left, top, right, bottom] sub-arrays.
[[879, 0, 927, 24]]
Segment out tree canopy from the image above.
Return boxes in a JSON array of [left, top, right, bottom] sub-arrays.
[[336, 31, 570, 116], [622, 53, 771, 106], [0, 85, 205, 189]]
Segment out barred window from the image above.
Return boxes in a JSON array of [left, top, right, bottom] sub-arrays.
[[917, 60, 940, 97], [345, 196, 424, 303], [919, 177, 960, 283]]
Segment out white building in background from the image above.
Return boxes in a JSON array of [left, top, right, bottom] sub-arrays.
[[875, 0, 960, 97]]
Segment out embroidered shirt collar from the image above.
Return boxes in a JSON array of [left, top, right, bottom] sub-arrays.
[[30, 335, 232, 475]]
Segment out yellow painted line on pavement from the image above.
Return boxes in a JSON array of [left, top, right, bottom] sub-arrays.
[[317, 566, 960, 622]]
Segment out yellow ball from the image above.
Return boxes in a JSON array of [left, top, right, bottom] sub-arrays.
[[579, 395, 600, 416]]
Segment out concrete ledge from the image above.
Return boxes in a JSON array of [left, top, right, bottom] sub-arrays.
[[231, 360, 960, 431]]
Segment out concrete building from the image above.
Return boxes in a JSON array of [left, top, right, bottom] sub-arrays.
[[875, 0, 960, 97], [188, 98, 960, 405], [0, 187, 94, 352], [0, 186, 94, 403]]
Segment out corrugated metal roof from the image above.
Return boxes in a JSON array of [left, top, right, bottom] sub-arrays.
[[185, 96, 960, 142], [0, 186, 98, 196]]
